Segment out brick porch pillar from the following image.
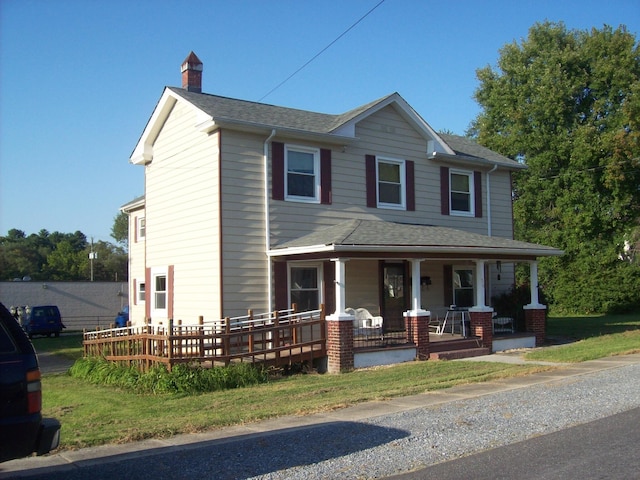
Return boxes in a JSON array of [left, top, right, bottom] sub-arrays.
[[469, 308, 494, 349], [524, 305, 546, 346], [404, 311, 430, 360], [326, 317, 354, 373]]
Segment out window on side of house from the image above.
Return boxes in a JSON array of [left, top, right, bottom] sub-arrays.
[[452, 267, 474, 308], [289, 266, 320, 311], [154, 274, 166, 311], [377, 157, 405, 209], [137, 216, 146, 241], [450, 170, 474, 216], [286, 145, 320, 202], [137, 281, 146, 304]]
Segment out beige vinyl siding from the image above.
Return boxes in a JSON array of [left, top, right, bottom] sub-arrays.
[[128, 207, 146, 325], [145, 101, 222, 324], [219, 131, 270, 317], [345, 260, 380, 315], [270, 104, 516, 245]]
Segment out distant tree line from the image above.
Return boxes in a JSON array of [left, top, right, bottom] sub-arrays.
[[0, 213, 128, 282]]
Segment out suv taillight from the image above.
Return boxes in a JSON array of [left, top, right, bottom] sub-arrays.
[[26, 369, 42, 414]]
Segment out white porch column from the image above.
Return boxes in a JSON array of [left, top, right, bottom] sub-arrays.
[[329, 258, 351, 319], [474, 259, 488, 309], [525, 261, 545, 308], [407, 259, 428, 316]]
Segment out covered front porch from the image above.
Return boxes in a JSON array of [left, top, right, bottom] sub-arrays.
[[270, 219, 562, 372]]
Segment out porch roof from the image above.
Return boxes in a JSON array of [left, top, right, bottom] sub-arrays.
[[268, 219, 563, 259]]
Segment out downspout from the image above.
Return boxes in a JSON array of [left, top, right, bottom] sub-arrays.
[[486, 164, 498, 307], [264, 129, 277, 312], [486, 164, 498, 237]]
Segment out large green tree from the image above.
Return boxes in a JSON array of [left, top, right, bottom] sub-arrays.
[[470, 22, 640, 313]]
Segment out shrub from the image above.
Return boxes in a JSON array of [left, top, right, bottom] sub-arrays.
[[70, 357, 269, 394]]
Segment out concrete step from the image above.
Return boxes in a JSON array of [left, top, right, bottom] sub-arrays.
[[429, 347, 490, 361]]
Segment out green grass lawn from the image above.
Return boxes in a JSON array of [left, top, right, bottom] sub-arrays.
[[35, 313, 640, 451]]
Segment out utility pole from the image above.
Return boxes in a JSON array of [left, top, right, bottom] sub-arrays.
[[89, 237, 97, 281]]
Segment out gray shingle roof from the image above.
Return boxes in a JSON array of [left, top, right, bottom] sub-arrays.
[[168, 87, 394, 135], [439, 133, 522, 168], [273, 219, 562, 256]]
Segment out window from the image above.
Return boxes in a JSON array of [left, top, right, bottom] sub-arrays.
[[450, 170, 474, 216], [286, 146, 320, 202], [377, 158, 405, 208], [453, 267, 474, 307], [154, 275, 166, 310], [137, 281, 146, 303], [289, 266, 320, 311], [137, 217, 146, 241]]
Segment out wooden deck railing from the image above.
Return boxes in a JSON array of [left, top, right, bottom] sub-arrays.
[[83, 306, 326, 371]]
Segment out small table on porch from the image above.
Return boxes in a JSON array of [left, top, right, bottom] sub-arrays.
[[443, 308, 469, 337]]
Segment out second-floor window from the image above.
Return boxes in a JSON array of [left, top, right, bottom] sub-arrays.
[[366, 154, 415, 211], [450, 170, 474, 215], [286, 145, 320, 202], [272, 142, 331, 204], [377, 158, 405, 209]]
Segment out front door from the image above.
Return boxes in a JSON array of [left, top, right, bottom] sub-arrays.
[[380, 261, 409, 332]]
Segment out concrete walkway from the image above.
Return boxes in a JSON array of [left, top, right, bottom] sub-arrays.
[[3, 352, 639, 479]]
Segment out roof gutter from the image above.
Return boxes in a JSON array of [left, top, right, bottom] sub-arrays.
[[264, 129, 277, 312], [267, 244, 564, 258]]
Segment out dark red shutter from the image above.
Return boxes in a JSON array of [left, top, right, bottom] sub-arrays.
[[443, 265, 453, 307], [406, 160, 415, 211], [133, 279, 137, 306], [365, 154, 377, 208], [440, 166, 450, 215], [474, 171, 483, 218], [145, 267, 151, 320], [320, 148, 332, 205], [323, 261, 335, 315], [272, 142, 284, 200], [273, 261, 288, 311]]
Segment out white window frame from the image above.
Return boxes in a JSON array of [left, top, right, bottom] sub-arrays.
[[449, 169, 475, 216], [376, 157, 406, 210], [150, 267, 167, 318], [137, 216, 146, 241], [285, 144, 320, 203], [288, 264, 322, 311]]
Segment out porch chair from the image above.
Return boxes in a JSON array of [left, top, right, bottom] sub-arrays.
[[493, 316, 515, 334], [348, 307, 383, 340]]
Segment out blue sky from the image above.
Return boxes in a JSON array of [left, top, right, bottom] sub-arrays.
[[1, 0, 639, 243]]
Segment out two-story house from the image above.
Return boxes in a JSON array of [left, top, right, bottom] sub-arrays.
[[122, 52, 561, 369]]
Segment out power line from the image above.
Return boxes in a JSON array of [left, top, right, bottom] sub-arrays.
[[258, 0, 386, 102]]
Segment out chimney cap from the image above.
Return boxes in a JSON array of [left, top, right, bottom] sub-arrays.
[[181, 51, 203, 72]]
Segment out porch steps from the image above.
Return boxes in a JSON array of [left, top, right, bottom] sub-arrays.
[[429, 347, 490, 360], [429, 337, 490, 360]]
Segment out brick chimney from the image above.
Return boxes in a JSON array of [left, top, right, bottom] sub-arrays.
[[181, 51, 203, 93]]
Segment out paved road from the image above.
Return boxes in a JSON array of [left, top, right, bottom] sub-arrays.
[[388, 406, 640, 480], [2, 354, 639, 479]]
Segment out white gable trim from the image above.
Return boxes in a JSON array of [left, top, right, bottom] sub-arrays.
[[129, 88, 215, 165], [332, 93, 455, 156]]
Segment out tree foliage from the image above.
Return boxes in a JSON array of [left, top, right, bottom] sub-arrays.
[[0, 217, 128, 282], [470, 22, 640, 313]]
